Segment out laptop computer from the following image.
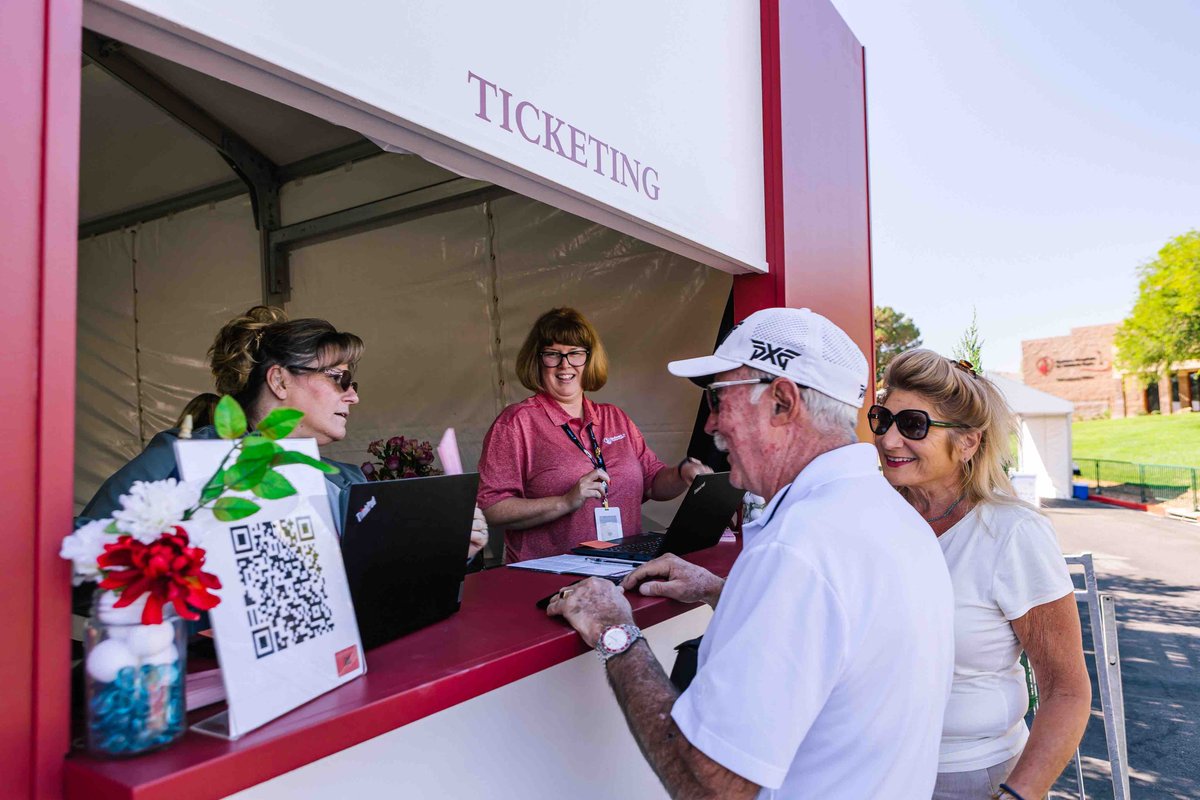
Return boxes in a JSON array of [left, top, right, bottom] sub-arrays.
[[571, 471, 743, 562], [341, 473, 479, 650]]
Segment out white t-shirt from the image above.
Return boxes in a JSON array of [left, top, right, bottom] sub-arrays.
[[671, 443, 955, 798], [937, 501, 1074, 772]]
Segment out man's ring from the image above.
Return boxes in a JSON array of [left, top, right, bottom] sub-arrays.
[[559, 588, 574, 600]]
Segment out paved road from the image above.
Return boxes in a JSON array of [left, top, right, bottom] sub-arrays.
[[1044, 499, 1200, 799]]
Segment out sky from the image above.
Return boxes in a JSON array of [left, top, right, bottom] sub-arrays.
[[828, 0, 1200, 373]]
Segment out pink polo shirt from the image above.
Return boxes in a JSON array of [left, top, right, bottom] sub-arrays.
[[477, 392, 669, 562]]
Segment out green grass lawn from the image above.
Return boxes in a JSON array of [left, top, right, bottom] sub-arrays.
[[1073, 413, 1200, 467]]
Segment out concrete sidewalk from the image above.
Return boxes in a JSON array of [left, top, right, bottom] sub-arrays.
[[1045, 499, 1200, 799]]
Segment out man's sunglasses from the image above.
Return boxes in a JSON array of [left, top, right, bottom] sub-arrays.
[[703, 378, 775, 413], [867, 404, 968, 441], [288, 365, 358, 393]]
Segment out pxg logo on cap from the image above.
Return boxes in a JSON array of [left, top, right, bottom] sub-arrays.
[[750, 339, 801, 370]]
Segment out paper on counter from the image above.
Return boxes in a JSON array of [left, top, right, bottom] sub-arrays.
[[506, 554, 637, 578]]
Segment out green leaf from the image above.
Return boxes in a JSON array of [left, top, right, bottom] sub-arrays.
[[251, 469, 298, 500], [224, 458, 271, 491], [240, 436, 282, 462], [104, 521, 120, 534], [200, 470, 226, 503], [213, 497, 260, 522], [214, 395, 247, 439], [256, 408, 304, 440], [272, 449, 338, 474]]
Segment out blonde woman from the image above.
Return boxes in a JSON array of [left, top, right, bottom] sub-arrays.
[[871, 350, 1090, 800], [80, 306, 486, 558]]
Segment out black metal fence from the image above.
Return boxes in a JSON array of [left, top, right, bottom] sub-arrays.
[[1075, 457, 1199, 511]]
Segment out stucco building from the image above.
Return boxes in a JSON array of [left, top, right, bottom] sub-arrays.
[[1021, 323, 1200, 419]]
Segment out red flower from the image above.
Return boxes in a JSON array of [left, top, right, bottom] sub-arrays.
[[98, 527, 222, 624]]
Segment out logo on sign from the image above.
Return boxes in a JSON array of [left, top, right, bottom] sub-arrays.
[[1036, 357, 1053, 376], [750, 339, 801, 369], [335, 645, 360, 677]]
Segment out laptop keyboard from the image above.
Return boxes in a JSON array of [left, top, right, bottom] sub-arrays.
[[610, 535, 664, 556]]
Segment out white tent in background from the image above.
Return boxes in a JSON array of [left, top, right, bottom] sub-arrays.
[[989, 372, 1075, 500]]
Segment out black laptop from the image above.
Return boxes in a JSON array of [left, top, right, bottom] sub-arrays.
[[571, 472, 743, 562], [341, 474, 478, 650]]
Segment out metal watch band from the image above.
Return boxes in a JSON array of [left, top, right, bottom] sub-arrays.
[[596, 623, 642, 663]]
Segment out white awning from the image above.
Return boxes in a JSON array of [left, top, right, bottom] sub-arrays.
[[83, 0, 767, 275]]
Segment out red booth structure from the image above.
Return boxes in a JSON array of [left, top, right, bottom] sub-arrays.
[[3, 0, 872, 796]]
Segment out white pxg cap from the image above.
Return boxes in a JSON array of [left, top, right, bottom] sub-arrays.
[[668, 307, 869, 408]]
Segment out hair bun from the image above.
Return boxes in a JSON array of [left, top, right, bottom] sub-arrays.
[[209, 306, 289, 396]]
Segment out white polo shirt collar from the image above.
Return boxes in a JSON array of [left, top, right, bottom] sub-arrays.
[[742, 443, 881, 549]]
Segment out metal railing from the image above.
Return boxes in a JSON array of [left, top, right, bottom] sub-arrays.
[[1076, 457, 1199, 511]]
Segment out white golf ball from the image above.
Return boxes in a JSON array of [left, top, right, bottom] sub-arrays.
[[127, 622, 175, 657], [86, 639, 137, 683], [96, 592, 148, 625], [141, 643, 180, 667]]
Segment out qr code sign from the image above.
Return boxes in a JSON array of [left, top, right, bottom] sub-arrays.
[[231, 515, 335, 659]]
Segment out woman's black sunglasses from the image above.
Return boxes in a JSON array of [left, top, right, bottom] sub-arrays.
[[288, 365, 358, 393], [867, 404, 968, 441]]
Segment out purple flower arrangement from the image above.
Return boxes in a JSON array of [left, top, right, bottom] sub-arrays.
[[362, 436, 442, 481]]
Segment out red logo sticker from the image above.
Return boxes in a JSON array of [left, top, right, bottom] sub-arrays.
[[335, 645, 360, 677]]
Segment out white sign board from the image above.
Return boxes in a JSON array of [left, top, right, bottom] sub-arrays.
[[175, 438, 365, 739], [85, 0, 766, 274]]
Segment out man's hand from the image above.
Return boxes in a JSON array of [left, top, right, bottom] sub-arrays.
[[546, 577, 634, 648], [621, 554, 725, 609]]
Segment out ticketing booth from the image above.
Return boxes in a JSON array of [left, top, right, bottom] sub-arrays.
[[3, 1, 872, 797]]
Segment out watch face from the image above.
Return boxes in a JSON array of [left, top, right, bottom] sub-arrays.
[[602, 627, 630, 651]]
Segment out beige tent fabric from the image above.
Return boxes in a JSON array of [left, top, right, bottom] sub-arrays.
[[74, 160, 730, 520]]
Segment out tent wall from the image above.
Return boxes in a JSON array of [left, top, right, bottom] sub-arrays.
[[1018, 415, 1073, 500], [76, 155, 730, 526]]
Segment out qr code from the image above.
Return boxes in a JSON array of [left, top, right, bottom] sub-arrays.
[[230, 516, 335, 659]]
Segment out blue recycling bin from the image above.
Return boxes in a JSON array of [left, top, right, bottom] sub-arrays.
[[1072, 483, 1089, 500]]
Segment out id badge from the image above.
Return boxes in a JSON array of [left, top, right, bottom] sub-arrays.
[[594, 506, 624, 541]]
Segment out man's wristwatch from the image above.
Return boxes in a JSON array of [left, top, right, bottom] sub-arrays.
[[595, 624, 642, 663]]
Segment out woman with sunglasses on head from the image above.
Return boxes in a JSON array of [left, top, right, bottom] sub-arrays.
[[871, 349, 1089, 800], [80, 306, 487, 560], [477, 307, 710, 562]]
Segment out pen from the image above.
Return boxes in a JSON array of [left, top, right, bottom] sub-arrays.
[[584, 556, 640, 566]]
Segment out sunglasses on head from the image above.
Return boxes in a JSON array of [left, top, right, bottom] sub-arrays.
[[288, 365, 358, 393], [867, 404, 968, 440]]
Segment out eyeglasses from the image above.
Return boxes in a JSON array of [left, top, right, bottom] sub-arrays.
[[703, 378, 775, 413], [867, 405, 968, 441], [288, 365, 358, 393], [539, 349, 589, 367]]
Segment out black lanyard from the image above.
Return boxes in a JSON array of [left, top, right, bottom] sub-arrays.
[[561, 422, 607, 473]]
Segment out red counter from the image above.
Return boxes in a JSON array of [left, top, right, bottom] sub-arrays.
[[64, 543, 738, 800]]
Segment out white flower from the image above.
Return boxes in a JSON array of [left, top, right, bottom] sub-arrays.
[[59, 519, 117, 586], [112, 478, 200, 544]]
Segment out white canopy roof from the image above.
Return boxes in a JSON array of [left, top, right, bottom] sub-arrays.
[[988, 372, 1074, 417]]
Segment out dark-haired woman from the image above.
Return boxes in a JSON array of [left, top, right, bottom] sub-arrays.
[[80, 306, 487, 559], [477, 307, 708, 562], [872, 350, 1090, 800]]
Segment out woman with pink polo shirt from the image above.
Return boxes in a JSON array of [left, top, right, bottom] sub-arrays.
[[478, 307, 710, 562]]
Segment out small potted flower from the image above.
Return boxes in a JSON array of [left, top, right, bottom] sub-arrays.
[[362, 435, 442, 481]]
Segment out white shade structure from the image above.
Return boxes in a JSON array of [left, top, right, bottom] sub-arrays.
[[989, 372, 1075, 500]]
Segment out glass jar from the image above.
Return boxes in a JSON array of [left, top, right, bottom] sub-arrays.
[[84, 591, 187, 757]]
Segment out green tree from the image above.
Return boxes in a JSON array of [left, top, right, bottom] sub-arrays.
[[874, 306, 922, 383], [953, 308, 984, 373], [1115, 230, 1200, 377]]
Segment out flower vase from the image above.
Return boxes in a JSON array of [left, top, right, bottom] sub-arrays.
[[84, 592, 187, 757]]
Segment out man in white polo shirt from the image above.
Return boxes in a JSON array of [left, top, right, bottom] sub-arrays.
[[547, 307, 955, 798]]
